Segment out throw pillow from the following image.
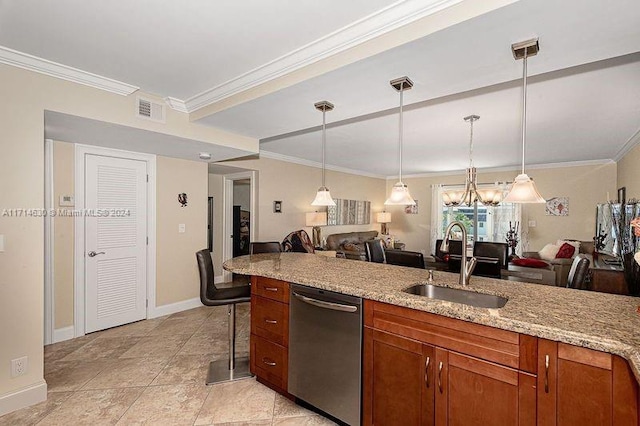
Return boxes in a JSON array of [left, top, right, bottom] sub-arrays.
[[343, 242, 363, 252], [539, 243, 560, 261], [512, 258, 550, 268], [555, 242, 576, 259], [556, 240, 581, 257]]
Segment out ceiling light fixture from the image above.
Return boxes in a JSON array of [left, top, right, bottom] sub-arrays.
[[385, 76, 416, 206], [503, 38, 545, 203], [311, 101, 336, 206], [199, 152, 211, 160]]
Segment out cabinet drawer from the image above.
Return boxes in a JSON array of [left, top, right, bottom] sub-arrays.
[[252, 276, 290, 303], [251, 334, 287, 390], [251, 295, 288, 346]]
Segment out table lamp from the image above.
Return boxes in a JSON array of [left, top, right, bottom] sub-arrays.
[[376, 212, 391, 235], [306, 212, 328, 248]]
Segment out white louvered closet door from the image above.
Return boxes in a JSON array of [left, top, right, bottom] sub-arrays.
[[85, 154, 147, 333]]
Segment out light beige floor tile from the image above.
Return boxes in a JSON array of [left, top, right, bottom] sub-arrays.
[[151, 354, 213, 385], [38, 388, 143, 426], [44, 334, 100, 363], [273, 394, 316, 419], [82, 357, 168, 390], [147, 318, 205, 336], [272, 415, 337, 425], [0, 392, 72, 425], [120, 334, 190, 359], [116, 384, 210, 425], [169, 306, 215, 321], [98, 316, 169, 338], [45, 359, 118, 392], [194, 379, 275, 425], [61, 336, 142, 361], [210, 420, 271, 426], [178, 332, 229, 356]]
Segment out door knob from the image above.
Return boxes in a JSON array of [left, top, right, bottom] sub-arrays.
[[88, 251, 105, 257]]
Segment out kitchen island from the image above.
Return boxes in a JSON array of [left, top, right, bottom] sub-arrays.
[[225, 252, 640, 425]]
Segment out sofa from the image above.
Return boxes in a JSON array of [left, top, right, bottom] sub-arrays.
[[522, 240, 594, 286], [325, 231, 379, 260]]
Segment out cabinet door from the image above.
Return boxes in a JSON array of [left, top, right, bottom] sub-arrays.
[[538, 340, 638, 426], [363, 327, 435, 425], [437, 349, 535, 426]]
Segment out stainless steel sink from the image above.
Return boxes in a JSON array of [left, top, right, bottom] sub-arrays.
[[404, 284, 508, 308]]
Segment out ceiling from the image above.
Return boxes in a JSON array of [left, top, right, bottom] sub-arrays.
[[3, 0, 640, 177]]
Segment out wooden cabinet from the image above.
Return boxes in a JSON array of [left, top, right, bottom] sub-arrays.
[[250, 276, 290, 395], [363, 300, 536, 425], [538, 339, 638, 426]]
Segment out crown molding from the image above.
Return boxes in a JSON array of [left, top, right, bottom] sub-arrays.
[[259, 150, 386, 179], [184, 0, 463, 113], [0, 45, 138, 96], [164, 97, 189, 113], [613, 127, 640, 162], [392, 159, 616, 180]]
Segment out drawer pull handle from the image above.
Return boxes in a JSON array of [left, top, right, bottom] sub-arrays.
[[424, 356, 431, 388], [262, 358, 277, 367], [264, 287, 279, 292], [438, 361, 443, 393], [544, 355, 550, 393], [264, 319, 278, 324]]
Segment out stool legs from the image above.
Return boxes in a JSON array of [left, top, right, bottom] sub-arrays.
[[205, 303, 252, 385]]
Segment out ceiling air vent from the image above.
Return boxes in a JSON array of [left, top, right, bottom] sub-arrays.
[[136, 96, 165, 123]]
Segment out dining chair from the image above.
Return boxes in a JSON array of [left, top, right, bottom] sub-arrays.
[[249, 241, 282, 254]]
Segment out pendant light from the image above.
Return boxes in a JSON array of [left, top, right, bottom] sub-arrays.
[[311, 101, 336, 206], [503, 38, 545, 203], [385, 76, 416, 206]]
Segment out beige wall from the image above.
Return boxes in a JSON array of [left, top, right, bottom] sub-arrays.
[[208, 156, 387, 275], [387, 162, 617, 255], [617, 143, 640, 199], [156, 157, 208, 306], [53, 141, 75, 329], [0, 62, 256, 407]]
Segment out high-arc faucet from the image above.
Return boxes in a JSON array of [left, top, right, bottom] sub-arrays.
[[441, 221, 477, 287]]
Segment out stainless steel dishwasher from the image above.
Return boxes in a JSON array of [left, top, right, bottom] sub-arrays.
[[288, 284, 362, 426]]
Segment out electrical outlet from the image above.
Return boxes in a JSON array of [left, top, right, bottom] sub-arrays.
[[178, 224, 186, 233], [11, 356, 28, 378]]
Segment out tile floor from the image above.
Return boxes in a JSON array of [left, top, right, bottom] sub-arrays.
[[0, 304, 336, 425]]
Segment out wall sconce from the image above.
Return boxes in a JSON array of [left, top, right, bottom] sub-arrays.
[[306, 211, 327, 248], [376, 211, 391, 235]]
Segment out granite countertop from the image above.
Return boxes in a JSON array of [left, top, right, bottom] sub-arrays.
[[224, 252, 640, 380]]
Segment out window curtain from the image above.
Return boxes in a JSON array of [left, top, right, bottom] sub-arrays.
[[430, 184, 444, 256]]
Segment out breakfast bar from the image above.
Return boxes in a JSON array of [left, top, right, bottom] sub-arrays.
[[225, 252, 640, 425]]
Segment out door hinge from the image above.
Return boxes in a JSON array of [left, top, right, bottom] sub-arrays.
[[146, 299, 148, 308], [146, 236, 149, 245], [146, 174, 149, 182]]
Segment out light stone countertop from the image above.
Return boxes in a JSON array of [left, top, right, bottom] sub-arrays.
[[224, 252, 640, 381]]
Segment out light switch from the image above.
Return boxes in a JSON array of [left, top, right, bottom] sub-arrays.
[[0, 234, 4, 252], [178, 224, 186, 233], [528, 220, 537, 228]]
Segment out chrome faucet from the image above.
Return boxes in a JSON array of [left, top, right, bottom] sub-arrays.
[[441, 221, 477, 287]]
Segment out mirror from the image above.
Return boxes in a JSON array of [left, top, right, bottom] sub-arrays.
[[595, 203, 618, 257]]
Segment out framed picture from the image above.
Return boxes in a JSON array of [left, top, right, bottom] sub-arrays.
[[404, 200, 418, 214], [545, 197, 569, 216], [273, 201, 282, 213]]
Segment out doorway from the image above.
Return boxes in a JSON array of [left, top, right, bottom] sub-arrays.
[[222, 171, 257, 282]]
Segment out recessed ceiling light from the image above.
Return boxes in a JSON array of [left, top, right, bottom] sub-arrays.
[[199, 152, 211, 160]]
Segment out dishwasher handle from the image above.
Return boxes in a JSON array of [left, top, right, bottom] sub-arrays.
[[293, 292, 358, 313]]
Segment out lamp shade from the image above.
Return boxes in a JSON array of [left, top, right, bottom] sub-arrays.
[[376, 212, 391, 224], [306, 211, 327, 227], [503, 174, 545, 203], [311, 187, 336, 206], [385, 182, 416, 206]]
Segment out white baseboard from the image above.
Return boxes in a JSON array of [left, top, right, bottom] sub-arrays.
[[214, 274, 224, 284], [53, 326, 75, 344], [149, 297, 203, 319], [0, 380, 47, 417]]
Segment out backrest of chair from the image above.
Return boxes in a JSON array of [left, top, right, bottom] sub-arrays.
[[250, 241, 282, 254], [196, 249, 217, 303], [365, 239, 386, 263], [385, 249, 425, 269], [567, 254, 590, 289], [473, 242, 509, 269], [436, 239, 463, 258]]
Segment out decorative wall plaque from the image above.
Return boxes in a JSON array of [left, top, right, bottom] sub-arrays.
[[327, 199, 371, 225]]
